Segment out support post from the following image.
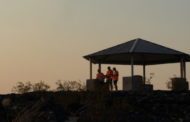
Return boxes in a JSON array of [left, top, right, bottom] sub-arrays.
[[131, 56, 134, 82], [98, 63, 101, 72], [184, 61, 186, 79], [90, 59, 92, 80], [180, 58, 184, 78], [143, 64, 146, 84], [180, 59, 183, 78]]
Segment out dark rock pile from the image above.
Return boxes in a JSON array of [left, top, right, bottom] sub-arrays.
[[1, 91, 190, 122]]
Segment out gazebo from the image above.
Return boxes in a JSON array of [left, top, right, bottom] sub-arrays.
[[84, 38, 190, 90]]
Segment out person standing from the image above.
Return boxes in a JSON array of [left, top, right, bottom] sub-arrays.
[[96, 69, 105, 83], [106, 66, 113, 91], [112, 67, 119, 91]]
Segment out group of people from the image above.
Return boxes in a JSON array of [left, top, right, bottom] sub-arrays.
[[96, 66, 119, 91]]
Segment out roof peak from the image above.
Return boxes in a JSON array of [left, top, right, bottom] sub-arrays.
[[129, 39, 139, 52]]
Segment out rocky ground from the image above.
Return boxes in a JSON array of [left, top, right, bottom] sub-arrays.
[[1, 91, 190, 122]]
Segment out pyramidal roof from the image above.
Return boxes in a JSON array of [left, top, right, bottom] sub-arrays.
[[85, 38, 185, 56], [84, 38, 190, 65]]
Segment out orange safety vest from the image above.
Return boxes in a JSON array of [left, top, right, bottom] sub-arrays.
[[112, 70, 119, 81], [106, 70, 113, 80], [96, 73, 105, 80]]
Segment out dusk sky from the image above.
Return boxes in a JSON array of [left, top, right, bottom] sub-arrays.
[[0, 0, 190, 93]]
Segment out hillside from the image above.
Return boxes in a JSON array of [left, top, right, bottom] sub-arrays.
[[1, 91, 190, 122]]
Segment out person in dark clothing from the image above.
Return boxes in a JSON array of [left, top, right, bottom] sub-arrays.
[[106, 66, 113, 91], [112, 67, 119, 91]]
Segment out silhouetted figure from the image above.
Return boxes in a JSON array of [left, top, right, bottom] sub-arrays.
[[112, 67, 119, 91], [96, 69, 105, 84], [106, 66, 113, 91]]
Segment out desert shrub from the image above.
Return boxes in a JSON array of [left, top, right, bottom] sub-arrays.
[[12, 81, 50, 94], [146, 73, 155, 84], [32, 81, 50, 92], [166, 75, 177, 90], [166, 81, 172, 89], [12, 81, 32, 94], [12, 80, 86, 93], [56, 80, 86, 91]]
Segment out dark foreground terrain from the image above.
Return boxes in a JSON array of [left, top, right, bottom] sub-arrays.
[[1, 91, 190, 122]]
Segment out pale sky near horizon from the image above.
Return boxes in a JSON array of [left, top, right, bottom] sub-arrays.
[[0, 0, 190, 93]]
